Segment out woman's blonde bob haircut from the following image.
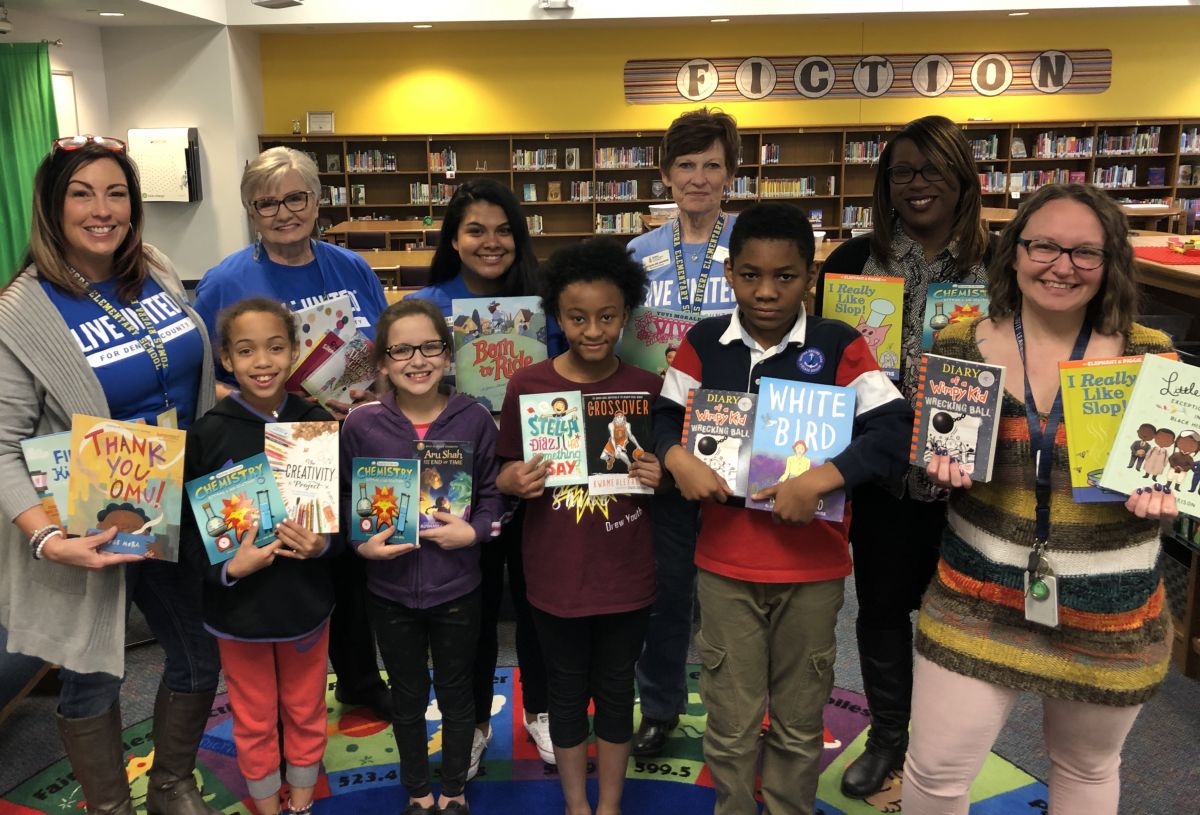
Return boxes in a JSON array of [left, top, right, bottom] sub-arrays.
[[240, 146, 321, 211]]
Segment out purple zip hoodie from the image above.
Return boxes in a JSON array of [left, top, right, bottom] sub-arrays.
[[340, 389, 502, 608]]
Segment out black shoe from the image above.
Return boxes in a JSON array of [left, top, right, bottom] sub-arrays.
[[631, 715, 678, 757], [440, 802, 469, 814], [840, 737, 906, 799], [335, 684, 393, 721], [401, 804, 438, 815]]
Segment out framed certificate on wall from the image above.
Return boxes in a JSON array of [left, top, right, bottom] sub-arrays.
[[307, 111, 335, 134]]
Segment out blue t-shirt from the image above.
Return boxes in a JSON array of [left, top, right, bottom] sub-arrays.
[[411, 276, 567, 356], [194, 240, 388, 385], [43, 277, 205, 427], [627, 217, 737, 314]]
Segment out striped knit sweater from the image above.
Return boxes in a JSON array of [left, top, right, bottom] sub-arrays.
[[915, 316, 1173, 706]]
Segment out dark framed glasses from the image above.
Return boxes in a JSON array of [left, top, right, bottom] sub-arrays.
[[1017, 238, 1107, 270], [53, 135, 127, 153], [886, 164, 944, 184], [385, 340, 448, 362], [251, 190, 313, 217]]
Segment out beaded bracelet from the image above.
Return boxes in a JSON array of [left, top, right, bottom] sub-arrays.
[[29, 525, 64, 560]]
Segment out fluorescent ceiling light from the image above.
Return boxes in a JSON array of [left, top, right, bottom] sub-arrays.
[[98, 11, 125, 16], [711, 18, 730, 23], [413, 23, 432, 28], [1008, 11, 1030, 15]]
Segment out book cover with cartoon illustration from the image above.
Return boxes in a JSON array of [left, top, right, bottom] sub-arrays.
[[21, 431, 71, 528], [185, 453, 286, 565], [820, 274, 904, 380], [909, 354, 1006, 482], [264, 421, 340, 533], [415, 440, 474, 531], [519, 390, 587, 487], [582, 392, 653, 495], [1099, 354, 1200, 517], [288, 294, 355, 390], [745, 377, 855, 520], [67, 415, 187, 559], [922, 282, 989, 351], [1061, 354, 1177, 502], [681, 389, 757, 496], [299, 331, 377, 409], [619, 307, 701, 377], [349, 457, 420, 545], [451, 296, 547, 412]]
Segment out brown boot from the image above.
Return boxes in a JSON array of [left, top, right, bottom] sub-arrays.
[[56, 703, 135, 815], [145, 682, 219, 815]]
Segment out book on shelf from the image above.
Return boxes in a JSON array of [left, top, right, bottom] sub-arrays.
[[349, 458, 420, 546], [909, 354, 1006, 482], [21, 431, 71, 528], [681, 389, 757, 496], [547, 181, 562, 202], [618, 307, 701, 378], [564, 148, 580, 170], [186, 453, 285, 565], [922, 282, 989, 351], [264, 421, 340, 533], [350, 184, 366, 205], [414, 440, 474, 531], [1010, 136, 1027, 159], [324, 154, 341, 173], [523, 183, 537, 203], [1147, 167, 1166, 187], [450, 296, 547, 412], [519, 390, 586, 487], [820, 274, 904, 380], [745, 377, 856, 520], [582, 392, 654, 495]]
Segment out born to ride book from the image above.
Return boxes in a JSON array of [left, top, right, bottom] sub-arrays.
[[451, 296, 547, 412], [185, 452, 286, 565], [349, 457, 421, 546], [820, 274, 904, 380], [910, 354, 1006, 482], [519, 390, 586, 487], [681, 389, 757, 496]]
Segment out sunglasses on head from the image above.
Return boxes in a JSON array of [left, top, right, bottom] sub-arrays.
[[52, 135, 127, 153]]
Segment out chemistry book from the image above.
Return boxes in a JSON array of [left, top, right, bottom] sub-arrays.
[[21, 431, 71, 528], [349, 457, 420, 546], [1099, 354, 1200, 518], [298, 331, 377, 410], [681, 389, 757, 497], [415, 440, 474, 531], [909, 354, 1006, 482], [820, 274, 904, 380], [745, 377, 856, 521], [582, 392, 654, 496], [264, 421, 340, 533], [67, 415, 187, 560], [185, 452, 286, 566], [618, 307, 701, 378], [922, 282, 989, 351], [451, 296, 547, 412], [519, 390, 586, 487]]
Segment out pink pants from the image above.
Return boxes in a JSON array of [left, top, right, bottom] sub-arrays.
[[217, 623, 330, 799], [903, 655, 1142, 815]]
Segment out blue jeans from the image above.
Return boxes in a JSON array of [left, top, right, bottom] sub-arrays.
[[59, 558, 219, 719], [635, 490, 699, 721]]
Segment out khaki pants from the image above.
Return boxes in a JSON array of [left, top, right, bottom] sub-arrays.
[[696, 569, 844, 815]]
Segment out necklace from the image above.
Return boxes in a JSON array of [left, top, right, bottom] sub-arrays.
[[689, 253, 700, 262]]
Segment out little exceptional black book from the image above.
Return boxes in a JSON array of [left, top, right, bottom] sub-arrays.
[[910, 354, 1006, 482]]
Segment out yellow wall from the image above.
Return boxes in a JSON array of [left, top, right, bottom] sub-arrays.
[[260, 10, 1200, 135]]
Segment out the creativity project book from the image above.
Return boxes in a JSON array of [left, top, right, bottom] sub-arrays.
[[1099, 354, 1200, 518], [922, 282, 989, 350], [297, 331, 377, 410], [67, 415, 186, 559], [821, 274, 904, 380], [21, 432, 71, 528], [185, 452, 285, 565], [910, 354, 1006, 481], [264, 421, 340, 533], [619, 307, 701, 377], [349, 457, 420, 546], [582, 392, 654, 495], [451, 296, 547, 412], [415, 440, 474, 531], [1060, 354, 1177, 502], [745, 377, 855, 520], [681, 389, 757, 496], [519, 390, 586, 488]]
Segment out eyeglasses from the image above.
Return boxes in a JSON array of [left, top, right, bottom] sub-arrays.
[[385, 340, 448, 361], [1017, 238, 1107, 271], [886, 164, 944, 184], [53, 135, 126, 153], [250, 190, 312, 217]]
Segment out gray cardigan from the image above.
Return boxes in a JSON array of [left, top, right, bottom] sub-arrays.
[[0, 248, 215, 677]]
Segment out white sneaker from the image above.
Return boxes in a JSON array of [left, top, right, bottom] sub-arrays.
[[466, 724, 491, 781], [524, 712, 556, 765]]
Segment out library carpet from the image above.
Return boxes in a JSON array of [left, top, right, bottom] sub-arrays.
[[0, 667, 1046, 815]]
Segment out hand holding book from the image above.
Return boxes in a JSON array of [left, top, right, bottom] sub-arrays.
[[664, 446, 734, 503], [1124, 484, 1178, 521], [498, 455, 551, 500], [750, 461, 844, 525], [38, 525, 143, 570], [273, 518, 325, 559], [925, 451, 973, 490], [628, 453, 662, 491], [420, 512, 477, 550], [226, 524, 281, 580], [356, 525, 418, 560]]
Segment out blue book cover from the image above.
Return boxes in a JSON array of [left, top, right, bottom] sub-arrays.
[[350, 457, 420, 546], [415, 441, 474, 531], [185, 453, 285, 565], [922, 282, 989, 351], [21, 431, 72, 529], [745, 377, 856, 521]]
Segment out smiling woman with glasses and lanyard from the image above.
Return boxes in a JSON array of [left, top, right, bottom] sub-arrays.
[[0, 137, 221, 815]]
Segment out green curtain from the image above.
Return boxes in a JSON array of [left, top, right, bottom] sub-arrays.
[[0, 43, 57, 286]]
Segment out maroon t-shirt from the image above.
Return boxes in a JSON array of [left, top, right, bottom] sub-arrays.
[[497, 358, 661, 618]]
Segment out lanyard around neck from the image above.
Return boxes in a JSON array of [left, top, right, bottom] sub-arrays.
[[671, 212, 725, 317]]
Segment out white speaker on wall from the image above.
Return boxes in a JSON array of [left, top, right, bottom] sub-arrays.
[[127, 127, 202, 203]]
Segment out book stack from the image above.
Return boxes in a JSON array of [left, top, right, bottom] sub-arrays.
[[841, 205, 872, 228], [594, 146, 656, 168], [760, 143, 782, 164], [347, 149, 398, 172], [570, 180, 593, 201], [1091, 165, 1137, 189], [844, 139, 887, 163], [1182, 127, 1200, 154], [595, 212, 641, 234], [526, 214, 544, 235], [1033, 131, 1094, 158], [1097, 126, 1161, 156], [969, 135, 999, 160], [595, 180, 638, 202], [512, 148, 558, 170], [428, 147, 457, 173], [978, 166, 1007, 193], [727, 176, 758, 199]]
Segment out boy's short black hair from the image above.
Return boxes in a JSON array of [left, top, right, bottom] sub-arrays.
[[540, 238, 648, 318], [728, 202, 815, 266]]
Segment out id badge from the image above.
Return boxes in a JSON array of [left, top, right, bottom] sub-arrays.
[[1023, 572, 1060, 628], [157, 406, 179, 429]]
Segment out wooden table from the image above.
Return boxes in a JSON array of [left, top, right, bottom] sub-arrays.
[[1130, 235, 1200, 298], [983, 205, 1185, 234], [354, 248, 436, 287], [325, 219, 443, 249], [981, 206, 1017, 229]]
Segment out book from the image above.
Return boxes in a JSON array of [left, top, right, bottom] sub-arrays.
[[1010, 136, 1027, 159], [288, 294, 356, 390], [349, 457, 420, 546], [350, 184, 366, 205], [820, 274, 904, 380], [523, 183, 537, 202], [1060, 354, 1177, 502], [67, 416, 187, 559], [565, 148, 580, 170], [415, 440, 474, 531], [298, 331, 376, 409], [547, 181, 562, 202], [185, 453, 286, 565], [618, 307, 701, 377], [21, 431, 72, 528], [909, 354, 1007, 482], [325, 153, 341, 173], [681, 389, 757, 496], [922, 282, 989, 351], [1099, 354, 1200, 517], [519, 390, 586, 487], [450, 296, 548, 411], [582, 392, 654, 495], [745, 377, 856, 520], [264, 421, 340, 532], [1147, 167, 1166, 186]]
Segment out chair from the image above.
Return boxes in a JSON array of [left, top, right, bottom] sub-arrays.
[[345, 231, 388, 251], [398, 263, 432, 288]]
